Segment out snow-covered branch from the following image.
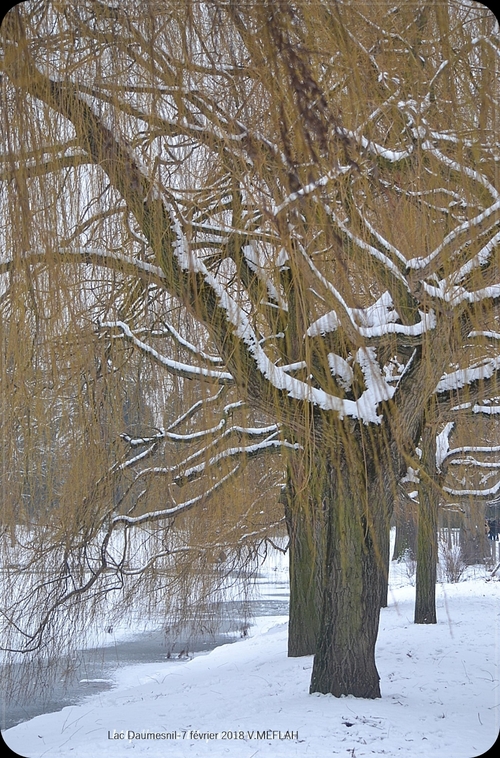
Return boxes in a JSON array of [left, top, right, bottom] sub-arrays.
[[111, 464, 241, 526], [99, 320, 234, 384], [173, 438, 301, 487]]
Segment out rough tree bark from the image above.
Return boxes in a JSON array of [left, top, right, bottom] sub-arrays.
[[414, 421, 440, 624], [284, 459, 327, 657], [309, 426, 394, 698]]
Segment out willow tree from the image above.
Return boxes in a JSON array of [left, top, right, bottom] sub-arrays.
[[1, 1, 499, 699], [413, 395, 500, 624]]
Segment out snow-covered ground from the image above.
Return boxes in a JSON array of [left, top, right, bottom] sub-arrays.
[[2, 545, 500, 758]]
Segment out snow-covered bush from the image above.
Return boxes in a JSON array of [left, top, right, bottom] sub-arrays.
[[438, 540, 466, 583]]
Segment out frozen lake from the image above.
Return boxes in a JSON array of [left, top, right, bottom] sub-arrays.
[[1, 565, 290, 731]]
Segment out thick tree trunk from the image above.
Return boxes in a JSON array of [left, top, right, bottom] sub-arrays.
[[284, 463, 326, 657], [285, 498, 323, 656], [309, 453, 393, 699]]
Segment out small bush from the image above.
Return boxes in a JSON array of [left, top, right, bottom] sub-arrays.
[[438, 540, 465, 583], [398, 548, 416, 584]]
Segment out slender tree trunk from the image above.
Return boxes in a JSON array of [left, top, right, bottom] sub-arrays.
[[414, 423, 439, 624], [414, 491, 438, 622], [460, 503, 491, 565], [309, 451, 393, 699], [379, 524, 390, 609], [392, 498, 418, 561]]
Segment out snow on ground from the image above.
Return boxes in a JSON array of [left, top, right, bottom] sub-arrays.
[[2, 549, 500, 758]]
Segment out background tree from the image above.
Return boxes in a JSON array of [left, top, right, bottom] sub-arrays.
[[1, 0, 499, 699], [398, 391, 500, 623]]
